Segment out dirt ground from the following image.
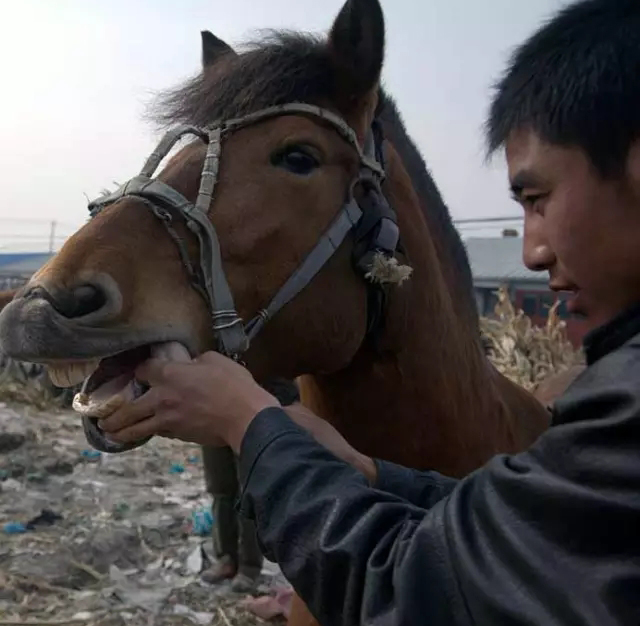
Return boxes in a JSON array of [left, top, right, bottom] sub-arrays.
[[0, 401, 288, 626]]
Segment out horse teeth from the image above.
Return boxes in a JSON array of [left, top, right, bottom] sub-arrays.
[[46, 360, 100, 388]]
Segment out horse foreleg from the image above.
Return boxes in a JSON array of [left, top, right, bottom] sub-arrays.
[[288, 593, 320, 626]]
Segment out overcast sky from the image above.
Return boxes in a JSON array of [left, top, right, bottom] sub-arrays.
[[0, 0, 567, 251]]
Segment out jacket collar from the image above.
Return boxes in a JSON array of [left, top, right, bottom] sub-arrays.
[[583, 301, 640, 365]]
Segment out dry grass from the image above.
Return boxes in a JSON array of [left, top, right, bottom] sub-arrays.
[[480, 285, 584, 391], [0, 362, 68, 411], [0, 379, 65, 411]]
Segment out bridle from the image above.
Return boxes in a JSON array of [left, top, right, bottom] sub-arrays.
[[88, 102, 403, 361]]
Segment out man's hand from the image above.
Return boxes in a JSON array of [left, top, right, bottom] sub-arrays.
[[285, 404, 377, 484], [98, 350, 376, 483], [98, 351, 279, 453]]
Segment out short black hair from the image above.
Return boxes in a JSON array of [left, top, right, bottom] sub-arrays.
[[486, 0, 640, 177]]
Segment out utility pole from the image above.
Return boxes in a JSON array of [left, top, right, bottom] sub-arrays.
[[48, 220, 57, 253]]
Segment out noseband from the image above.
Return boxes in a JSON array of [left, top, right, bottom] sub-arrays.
[[88, 103, 403, 360]]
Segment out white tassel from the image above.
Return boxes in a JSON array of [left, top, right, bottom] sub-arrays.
[[364, 252, 413, 286]]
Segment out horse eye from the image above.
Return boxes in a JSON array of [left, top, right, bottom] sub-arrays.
[[272, 147, 319, 175]]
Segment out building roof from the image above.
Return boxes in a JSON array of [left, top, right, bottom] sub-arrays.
[[464, 237, 544, 284], [0, 253, 54, 276]]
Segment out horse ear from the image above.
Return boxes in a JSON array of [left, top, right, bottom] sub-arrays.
[[328, 0, 385, 98], [201, 30, 236, 68]]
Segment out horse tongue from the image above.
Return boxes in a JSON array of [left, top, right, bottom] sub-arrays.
[[75, 341, 192, 454]]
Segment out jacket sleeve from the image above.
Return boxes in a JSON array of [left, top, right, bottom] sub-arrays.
[[238, 407, 469, 625], [373, 458, 458, 507], [238, 339, 640, 626]]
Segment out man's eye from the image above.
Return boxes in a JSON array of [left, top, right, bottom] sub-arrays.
[[521, 193, 548, 211]]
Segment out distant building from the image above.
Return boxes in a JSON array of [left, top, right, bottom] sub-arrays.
[[0, 253, 54, 290], [464, 234, 588, 347]]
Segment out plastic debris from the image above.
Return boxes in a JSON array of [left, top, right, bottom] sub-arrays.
[[26, 508, 63, 529], [3, 522, 27, 534], [168, 463, 185, 474], [0, 431, 26, 453], [173, 604, 214, 625], [81, 449, 102, 461], [72, 612, 95, 620], [112, 502, 130, 520], [0, 396, 293, 624], [108, 564, 176, 613], [1, 477, 21, 491], [26, 471, 47, 483], [191, 509, 214, 536], [2, 509, 62, 535], [187, 455, 200, 464], [186, 544, 206, 574]]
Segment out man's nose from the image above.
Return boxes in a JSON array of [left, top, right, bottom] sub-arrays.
[[522, 216, 555, 272]]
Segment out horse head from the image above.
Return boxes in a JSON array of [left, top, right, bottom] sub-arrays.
[[0, 0, 412, 451]]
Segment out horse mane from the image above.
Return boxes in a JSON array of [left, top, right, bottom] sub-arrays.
[[375, 93, 475, 299], [149, 29, 475, 309]]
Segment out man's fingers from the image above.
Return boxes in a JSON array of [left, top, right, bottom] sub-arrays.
[[108, 415, 167, 444], [98, 387, 161, 433], [134, 358, 177, 386], [194, 351, 253, 380], [194, 351, 226, 366]]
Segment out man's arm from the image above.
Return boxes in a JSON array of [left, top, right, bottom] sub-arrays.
[[282, 402, 459, 507], [239, 343, 640, 626], [238, 407, 469, 626]]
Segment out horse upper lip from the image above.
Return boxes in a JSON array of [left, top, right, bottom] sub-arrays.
[[0, 296, 197, 362]]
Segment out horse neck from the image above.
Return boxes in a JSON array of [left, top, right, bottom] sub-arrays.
[[299, 141, 547, 477]]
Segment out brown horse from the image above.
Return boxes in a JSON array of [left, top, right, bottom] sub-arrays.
[[0, 1, 551, 624]]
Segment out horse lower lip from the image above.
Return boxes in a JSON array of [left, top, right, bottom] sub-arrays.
[[75, 341, 186, 452], [82, 416, 151, 454]]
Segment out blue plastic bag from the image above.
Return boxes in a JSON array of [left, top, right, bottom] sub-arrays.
[[3, 522, 27, 534], [191, 509, 214, 536]]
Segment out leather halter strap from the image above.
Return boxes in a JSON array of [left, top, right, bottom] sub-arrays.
[[88, 103, 395, 359]]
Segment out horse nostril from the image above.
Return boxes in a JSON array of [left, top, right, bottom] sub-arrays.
[[26, 284, 108, 319]]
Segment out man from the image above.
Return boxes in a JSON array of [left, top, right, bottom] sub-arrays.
[[98, 0, 640, 623]]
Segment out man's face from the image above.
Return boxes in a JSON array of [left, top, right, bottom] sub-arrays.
[[505, 129, 640, 334]]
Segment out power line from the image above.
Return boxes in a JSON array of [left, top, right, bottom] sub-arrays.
[[0, 217, 81, 228], [0, 214, 524, 228], [0, 214, 525, 255], [453, 215, 523, 225], [0, 234, 73, 241]]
